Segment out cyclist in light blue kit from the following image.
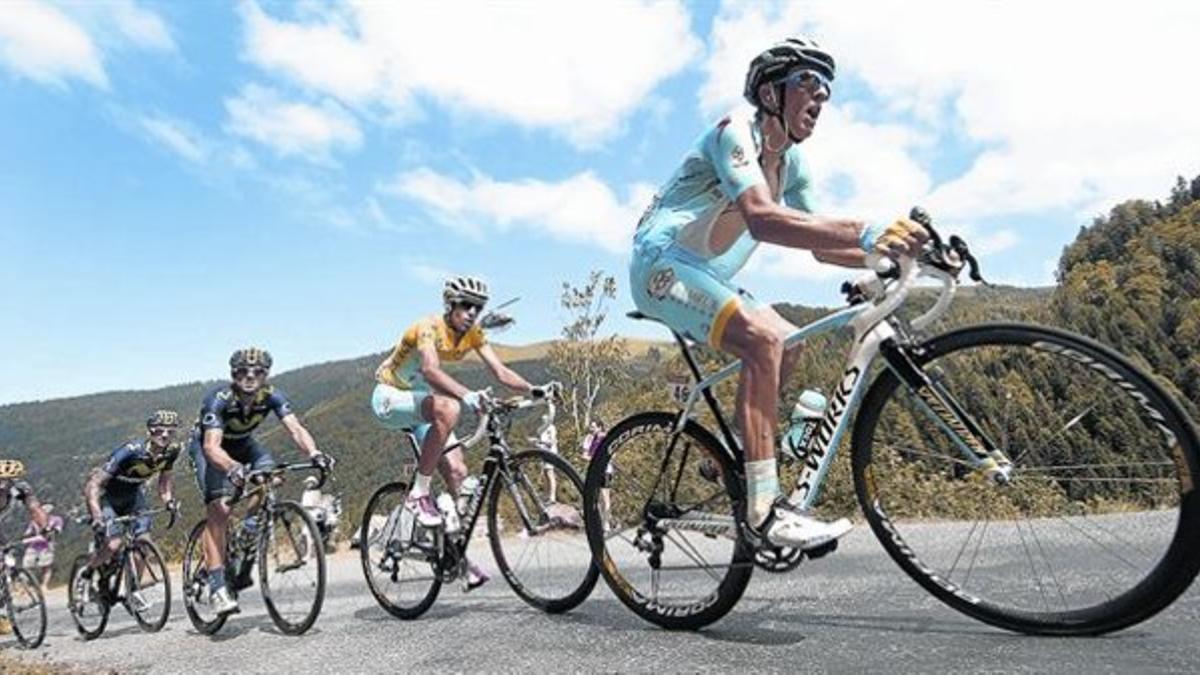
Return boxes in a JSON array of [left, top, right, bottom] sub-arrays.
[[630, 37, 927, 550]]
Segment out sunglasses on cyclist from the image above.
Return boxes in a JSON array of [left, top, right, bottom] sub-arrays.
[[234, 367, 268, 379], [782, 69, 832, 98], [148, 426, 176, 437], [453, 300, 484, 313]]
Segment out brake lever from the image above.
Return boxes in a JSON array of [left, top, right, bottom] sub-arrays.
[[909, 206, 944, 249], [949, 235, 986, 284]]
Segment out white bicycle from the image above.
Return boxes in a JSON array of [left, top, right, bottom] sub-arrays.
[[583, 209, 1200, 635]]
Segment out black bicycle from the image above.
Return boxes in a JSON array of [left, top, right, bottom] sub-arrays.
[[360, 388, 599, 618], [0, 536, 47, 648], [67, 507, 175, 640], [182, 461, 328, 635], [584, 209, 1200, 635]]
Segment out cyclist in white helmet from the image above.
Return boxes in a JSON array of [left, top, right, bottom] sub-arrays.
[[630, 37, 927, 550], [371, 275, 557, 590]]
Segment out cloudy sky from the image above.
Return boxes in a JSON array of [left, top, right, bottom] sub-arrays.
[[2, 0, 1197, 405]]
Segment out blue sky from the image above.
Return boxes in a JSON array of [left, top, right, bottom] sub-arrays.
[[2, 0, 1197, 405]]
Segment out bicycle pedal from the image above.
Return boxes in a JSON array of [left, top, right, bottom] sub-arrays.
[[805, 539, 838, 560]]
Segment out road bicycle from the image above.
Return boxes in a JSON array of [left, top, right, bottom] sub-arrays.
[[182, 461, 328, 635], [360, 387, 599, 618], [583, 209, 1200, 635], [68, 507, 175, 639], [0, 536, 47, 648]]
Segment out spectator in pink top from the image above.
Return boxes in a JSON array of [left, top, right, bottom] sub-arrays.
[[23, 502, 63, 592]]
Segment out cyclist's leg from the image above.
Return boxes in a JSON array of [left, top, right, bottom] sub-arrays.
[[437, 446, 468, 495], [438, 446, 490, 589], [720, 303, 785, 525], [88, 497, 126, 570], [201, 442, 241, 599]]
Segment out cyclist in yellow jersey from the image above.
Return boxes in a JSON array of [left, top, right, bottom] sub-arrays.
[[372, 276, 556, 589]]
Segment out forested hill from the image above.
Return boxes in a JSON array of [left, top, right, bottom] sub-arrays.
[[1054, 175, 1200, 408]]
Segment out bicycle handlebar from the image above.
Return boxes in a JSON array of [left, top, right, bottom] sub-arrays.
[[845, 207, 988, 334], [444, 384, 562, 453]]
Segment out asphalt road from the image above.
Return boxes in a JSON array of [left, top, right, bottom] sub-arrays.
[[6, 527, 1198, 674]]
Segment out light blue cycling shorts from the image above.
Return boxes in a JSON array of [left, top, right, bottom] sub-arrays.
[[629, 240, 765, 347], [371, 383, 433, 445]]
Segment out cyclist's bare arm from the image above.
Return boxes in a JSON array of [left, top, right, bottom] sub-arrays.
[[813, 247, 868, 267], [202, 428, 238, 473], [280, 413, 321, 458], [418, 342, 471, 400], [477, 343, 533, 393], [158, 469, 174, 504], [84, 468, 111, 521], [24, 492, 48, 530], [737, 184, 864, 250]]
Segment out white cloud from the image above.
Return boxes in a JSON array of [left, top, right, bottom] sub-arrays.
[[701, 1, 1200, 227], [237, 0, 701, 146], [139, 115, 208, 163], [385, 168, 655, 253], [405, 260, 454, 286], [0, 1, 107, 88], [0, 1, 176, 90], [107, 0, 175, 52], [224, 84, 363, 161]]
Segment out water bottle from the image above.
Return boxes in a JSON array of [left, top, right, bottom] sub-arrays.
[[781, 389, 827, 461], [436, 493, 460, 534], [457, 475, 480, 516]]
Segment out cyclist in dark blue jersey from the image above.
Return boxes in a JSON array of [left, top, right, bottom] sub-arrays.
[[81, 409, 181, 610], [187, 347, 333, 616]]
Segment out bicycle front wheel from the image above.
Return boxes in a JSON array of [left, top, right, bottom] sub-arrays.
[[584, 412, 753, 630], [259, 501, 326, 635], [359, 481, 442, 620], [8, 568, 47, 648], [68, 555, 109, 640], [128, 539, 172, 632], [487, 450, 599, 613], [181, 519, 227, 635], [852, 323, 1200, 635]]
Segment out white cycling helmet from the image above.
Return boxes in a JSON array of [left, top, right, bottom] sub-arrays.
[[443, 276, 490, 308], [303, 476, 319, 489]]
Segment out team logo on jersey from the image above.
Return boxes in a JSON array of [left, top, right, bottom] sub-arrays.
[[647, 268, 676, 300], [730, 145, 749, 168]]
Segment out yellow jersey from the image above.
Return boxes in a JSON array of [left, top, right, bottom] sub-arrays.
[[375, 314, 487, 389]]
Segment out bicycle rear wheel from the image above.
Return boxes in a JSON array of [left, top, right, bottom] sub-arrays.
[[584, 412, 753, 630], [259, 501, 326, 635], [181, 519, 228, 635], [128, 539, 172, 632], [488, 450, 599, 613], [8, 568, 47, 648], [852, 323, 1200, 635], [359, 481, 442, 619], [68, 555, 109, 640]]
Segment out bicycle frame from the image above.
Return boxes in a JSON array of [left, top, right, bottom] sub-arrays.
[[664, 257, 1013, 512], [399, 396, 557, 566]]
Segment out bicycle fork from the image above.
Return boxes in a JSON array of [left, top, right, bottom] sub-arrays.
[[880, 336, 1014, 482]]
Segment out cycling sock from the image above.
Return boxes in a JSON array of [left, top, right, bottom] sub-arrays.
[[746, 458, 779, 527], [208, 567, 226, 593], [410, 473, 433, 498]]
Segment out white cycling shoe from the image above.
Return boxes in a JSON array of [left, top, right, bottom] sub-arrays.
[[760, 499, 852, 551], [210, 587, 240, 616]]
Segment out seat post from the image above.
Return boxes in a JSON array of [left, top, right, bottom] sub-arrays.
[[672, 333, 741, 460]]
